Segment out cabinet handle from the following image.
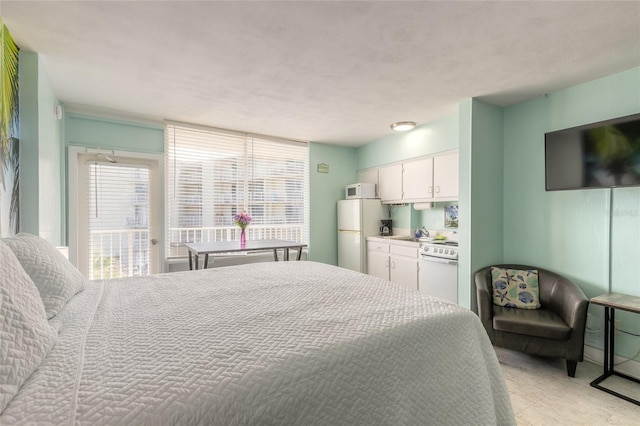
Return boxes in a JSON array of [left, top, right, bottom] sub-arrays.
[[428, 186, 433, 194], [385, 260, 389, 267], [391, 261, 396, 268], [435, 186, 440, 193]]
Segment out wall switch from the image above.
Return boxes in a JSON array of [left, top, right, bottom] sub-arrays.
[[615, 319, 621, 335]]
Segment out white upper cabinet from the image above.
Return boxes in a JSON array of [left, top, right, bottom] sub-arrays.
[[356, 168, 380, 197], [377, 150, 458, 204], [378, 163, 403, 203], [402, 157, 433, 201], [432, 151, 458, 200]]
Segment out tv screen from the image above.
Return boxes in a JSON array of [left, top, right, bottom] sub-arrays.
[[545, 113, 640, 191]]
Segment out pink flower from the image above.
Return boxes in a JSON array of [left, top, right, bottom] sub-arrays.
[[233, 210, 252, 229]]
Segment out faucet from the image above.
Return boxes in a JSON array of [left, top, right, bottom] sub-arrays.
[[421, 227, 430, 238]]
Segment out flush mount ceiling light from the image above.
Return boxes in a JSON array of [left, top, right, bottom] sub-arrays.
[[390, 121, 416, 132]]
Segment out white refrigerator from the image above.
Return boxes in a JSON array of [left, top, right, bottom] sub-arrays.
[[337, 199, 385, 273]]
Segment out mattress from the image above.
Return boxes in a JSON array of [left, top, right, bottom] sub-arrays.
[[1, 261, 515, 425]]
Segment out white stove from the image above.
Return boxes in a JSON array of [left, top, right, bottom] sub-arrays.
[[418, 241, 458, 304], [419, 241, 458, 260]]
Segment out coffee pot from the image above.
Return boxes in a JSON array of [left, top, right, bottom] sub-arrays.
[[379, 219, 392, 236]]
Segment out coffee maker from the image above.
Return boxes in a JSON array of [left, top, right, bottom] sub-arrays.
[[379, 219, 392, 236]]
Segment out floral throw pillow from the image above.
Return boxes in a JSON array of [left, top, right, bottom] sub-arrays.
[[491, 267, 541, 309]]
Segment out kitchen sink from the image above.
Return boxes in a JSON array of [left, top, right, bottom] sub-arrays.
[[387, 236, 430, 243]]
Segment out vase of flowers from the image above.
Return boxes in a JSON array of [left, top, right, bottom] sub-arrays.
[[233, 210, 252, 247]]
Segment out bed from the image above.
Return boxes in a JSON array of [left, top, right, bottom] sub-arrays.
[[1, 234, 515, 425]]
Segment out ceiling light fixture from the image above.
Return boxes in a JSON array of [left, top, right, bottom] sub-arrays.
[[391, 121, 416, 132]]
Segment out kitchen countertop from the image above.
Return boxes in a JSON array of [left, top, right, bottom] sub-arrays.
[[367, 235, 459, 248], [366, 235, 423, 247]]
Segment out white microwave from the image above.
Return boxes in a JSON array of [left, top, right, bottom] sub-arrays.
[[345, 183, 376, 199]]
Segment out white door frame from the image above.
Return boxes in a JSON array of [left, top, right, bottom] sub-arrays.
[[68, 146, 165, 276]]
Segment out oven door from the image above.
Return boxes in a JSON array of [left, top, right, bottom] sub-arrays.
[[418, 255, 458, 304]]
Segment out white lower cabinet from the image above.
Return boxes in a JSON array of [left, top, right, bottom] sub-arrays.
[[368, 249, 390, 280], [367, 240, 419, 290], [389, 245, 419, 290]]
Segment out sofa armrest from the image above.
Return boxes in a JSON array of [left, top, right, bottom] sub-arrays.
[[474, 267, 495, 340]]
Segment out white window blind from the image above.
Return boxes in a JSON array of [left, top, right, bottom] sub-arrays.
[[166, 122, 309, 258], [85, 161, 150, 279]]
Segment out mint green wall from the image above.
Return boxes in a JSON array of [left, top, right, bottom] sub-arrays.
[[357, 112, 458, 169], [18, 50, 63, 245], [308, 142, 357, 265], [503, 67, 640, 358], [418, 205, 446, 229], [460, 99, 504, 310], [66, 114, 164, 153]]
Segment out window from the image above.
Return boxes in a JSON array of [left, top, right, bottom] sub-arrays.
[[166, 122, 309, 258]]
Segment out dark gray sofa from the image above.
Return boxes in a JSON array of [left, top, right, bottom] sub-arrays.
[[475, 264, 589, 377]]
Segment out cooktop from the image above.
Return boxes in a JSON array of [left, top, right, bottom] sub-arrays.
[[430, 241, 458, 246]]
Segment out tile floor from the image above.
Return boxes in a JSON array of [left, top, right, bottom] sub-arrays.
[[496, 347, 640, 425]]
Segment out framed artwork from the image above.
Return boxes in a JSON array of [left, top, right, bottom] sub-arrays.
[[444, 204, 458, 228]]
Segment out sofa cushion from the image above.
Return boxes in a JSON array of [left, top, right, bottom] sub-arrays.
[[492, 306, 571, 340], [491, 267, 541, 309]]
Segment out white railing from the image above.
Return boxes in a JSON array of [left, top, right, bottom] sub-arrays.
[[167, 224, 305, 257], [89, 225, 306, 279], [89, 229, 150, 280]]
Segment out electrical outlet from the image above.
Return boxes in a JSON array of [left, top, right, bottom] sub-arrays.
[[615, 319, 621, 335]]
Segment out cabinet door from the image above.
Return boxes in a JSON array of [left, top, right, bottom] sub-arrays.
[[402, 157, 433, 201], [378, 164, 403, 202], [367, 250, 390, 280], [433, 151, 459, 199], [357, 168, 379, 198], [390, 255, 419, 290]]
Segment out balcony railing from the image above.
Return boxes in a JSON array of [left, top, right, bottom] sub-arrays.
[[89, 225, 306, 279], [89, 229, 150, 280]]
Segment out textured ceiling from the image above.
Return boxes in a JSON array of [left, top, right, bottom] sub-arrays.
[[2, 1, 640, 146]]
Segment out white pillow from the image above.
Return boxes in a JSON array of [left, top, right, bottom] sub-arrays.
[[0, 240, 58, 413], [2, 233, 86, 319]]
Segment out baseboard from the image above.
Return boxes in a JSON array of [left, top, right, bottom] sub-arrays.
[[584, 345, 640, 380]]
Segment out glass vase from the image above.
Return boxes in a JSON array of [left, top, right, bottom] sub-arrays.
[[240, 228, 246, 247]]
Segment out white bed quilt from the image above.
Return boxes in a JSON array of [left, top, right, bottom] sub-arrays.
[[1, 261, 515, 425]]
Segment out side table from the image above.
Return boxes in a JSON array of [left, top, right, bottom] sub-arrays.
[[589, 292, 640, 406]]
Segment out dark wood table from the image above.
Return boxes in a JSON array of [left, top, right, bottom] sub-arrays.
[[184, 239, 307, 270], [589, 292, 640, 406]]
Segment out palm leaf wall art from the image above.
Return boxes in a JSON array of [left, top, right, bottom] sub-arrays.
[[0, 18, 20, 236]]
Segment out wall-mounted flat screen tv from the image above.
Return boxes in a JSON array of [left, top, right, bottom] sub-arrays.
[[545, 113, 640, 191]]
